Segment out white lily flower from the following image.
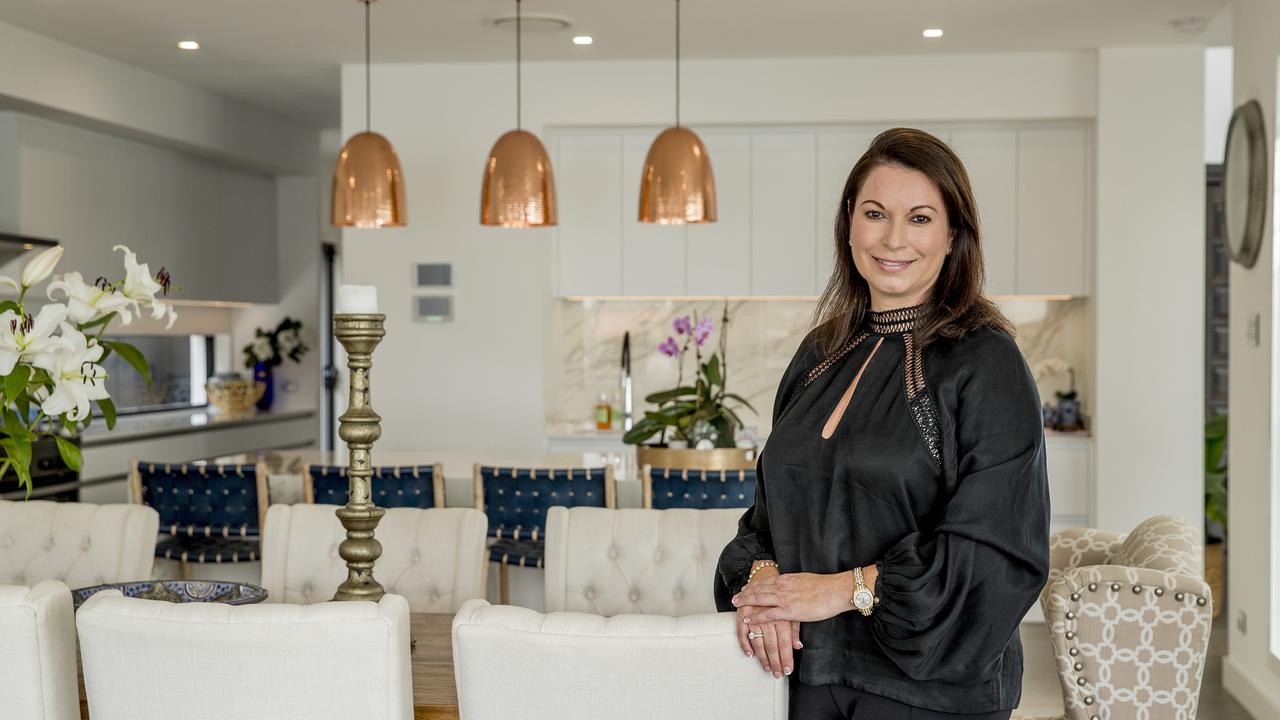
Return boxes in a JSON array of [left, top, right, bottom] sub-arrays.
[[47, 271, 135, 325], [33, 323, 109, 423], [251, 336, 274, 362], [21, 246, 64, 288], [112, 245, 171, 321], [277, 329, 300, 355], [0, 304, 71, 376]]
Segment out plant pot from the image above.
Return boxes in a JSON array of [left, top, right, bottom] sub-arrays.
[[635, 445, 757, 472], [1204, 540, 1224, 619], [253, 361, 274, 411]]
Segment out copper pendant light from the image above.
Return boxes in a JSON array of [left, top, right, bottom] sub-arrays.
[[332, 0, 407, 228], [481, 0, 557, 227], [639, 0, 715, 225]]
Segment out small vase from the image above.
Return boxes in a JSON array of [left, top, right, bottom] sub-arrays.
[[253, 361, 274, 411]]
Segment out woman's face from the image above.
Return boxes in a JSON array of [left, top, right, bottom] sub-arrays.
[[848, 163, 953, 310]]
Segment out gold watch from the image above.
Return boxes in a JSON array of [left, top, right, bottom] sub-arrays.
[[851, 566, 876, 616]]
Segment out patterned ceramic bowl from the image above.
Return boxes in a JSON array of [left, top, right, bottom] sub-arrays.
[[71, 580, 268, 609], [205, 378, 266, 416]]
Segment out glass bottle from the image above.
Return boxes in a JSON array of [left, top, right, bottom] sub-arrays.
[[594, 391, 613, 430]]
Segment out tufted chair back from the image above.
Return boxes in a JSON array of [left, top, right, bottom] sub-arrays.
[[544, 506, 741, 615], [1035, 514, 1211, 720], [0, 500, 158, 588], [0, 581, 80, 720], [261, 503, 487, 612], [642, 465, 756, 509], [474, 464, 614, 541], [453, 599, 787, 719], [305, 463, 444, 508], [131, 461, 269, 537]]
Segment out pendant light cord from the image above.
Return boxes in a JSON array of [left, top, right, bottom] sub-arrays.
[[675, 0, 681, 127], [516, 0, 522, 130], [364, 0, 372, 133]]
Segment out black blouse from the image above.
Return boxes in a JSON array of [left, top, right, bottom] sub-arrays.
[[714, 304, 1051, 714]]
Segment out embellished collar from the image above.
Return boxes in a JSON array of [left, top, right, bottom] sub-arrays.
[[867, 303, 925, 335]]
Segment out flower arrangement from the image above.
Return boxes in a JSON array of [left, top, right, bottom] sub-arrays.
[[1032, 358, 1077, 400], [242, 317, 308, 369], [622, 303, 756, 449], [0, 245, 176, 495]]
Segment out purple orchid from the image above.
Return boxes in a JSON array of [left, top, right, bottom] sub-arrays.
[[658, 336, 680, 357], [693, 316, 715, 345], [672, 315, 692, 335]]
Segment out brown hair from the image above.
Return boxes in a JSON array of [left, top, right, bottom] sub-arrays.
[[812, 127, 1014, 358]]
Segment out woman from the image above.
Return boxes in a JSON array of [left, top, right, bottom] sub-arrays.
[[716, 127, 1050, 719]]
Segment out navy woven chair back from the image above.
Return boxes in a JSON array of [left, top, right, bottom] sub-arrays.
[[642, 465, 756, 510], [130, 461, 268, 564], [305, 463, 444, 508], [474, 465, 614, 541]]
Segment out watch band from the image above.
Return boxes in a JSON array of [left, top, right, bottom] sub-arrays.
[[852, 566, 875, 616]]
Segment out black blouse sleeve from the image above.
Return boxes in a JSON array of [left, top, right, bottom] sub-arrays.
[[869, 328, 1051, 682], [713, 330, 818, 612]]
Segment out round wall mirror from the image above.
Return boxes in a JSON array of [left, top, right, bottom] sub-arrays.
[[1222, 99, 1268, 268]]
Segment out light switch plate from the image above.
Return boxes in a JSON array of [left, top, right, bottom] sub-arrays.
[[413, 295, 453, 322]]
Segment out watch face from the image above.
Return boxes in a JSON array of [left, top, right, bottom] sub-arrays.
[[854, 589, 874, 609]]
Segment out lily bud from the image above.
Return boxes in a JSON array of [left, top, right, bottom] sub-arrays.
[[22, 246, 64, 288]]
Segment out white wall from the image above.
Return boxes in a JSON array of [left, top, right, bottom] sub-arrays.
[[1093, 47, 1205, 533], [1206, 47, 1235, 164], [1224, 0, 1280, 716]]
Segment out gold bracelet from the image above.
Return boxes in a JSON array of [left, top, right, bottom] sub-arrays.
[[747, 560, 779, 584]]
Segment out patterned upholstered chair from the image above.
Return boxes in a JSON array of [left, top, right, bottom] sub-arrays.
[[304, 463, 444, 508], [1023, 514, 1212, 720], [0, 499, 158, 587], [641, 464, 756, 509], [473, 464, 615, 604], [130, 460, 269, 575]]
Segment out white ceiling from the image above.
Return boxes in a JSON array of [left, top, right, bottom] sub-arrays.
[[0, 0, 1229, 128]]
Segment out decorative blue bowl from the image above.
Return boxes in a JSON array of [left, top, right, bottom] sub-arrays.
[[72, 580, 268, 609]]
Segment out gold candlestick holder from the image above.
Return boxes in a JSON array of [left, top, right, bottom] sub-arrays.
[[332, 313, 387, 602]]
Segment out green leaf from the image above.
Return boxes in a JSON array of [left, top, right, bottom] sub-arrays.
[[0, 300, 19, 315], [622, 418, 664, 445], [98, 398, 117, 431], [0, 437, 32, 491], [722, 393, 758, 414], [644, 387, 697, 404], [702, 355, 722, 386], [53, 434, 82, 472], [2, 409, 32, 442], [77, 312, 115, 332], [102, 340, 151, 387], [3, 364, 30, 405]]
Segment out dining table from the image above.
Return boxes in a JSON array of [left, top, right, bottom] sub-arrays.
[[77, 612, 460, 719]]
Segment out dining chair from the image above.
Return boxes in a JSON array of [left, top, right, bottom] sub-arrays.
[[474, 464, 615, 604], [641, 464, 757, 509], [0, 580, 80, 720], [0, 499, 158, 587], [77, 590, 413, 720], [262, 503, 486, 612], [544, 506, 741, 615], [129, 460, 269, 577], [452, 598, 786, 719], [304, 463, 445, 508]]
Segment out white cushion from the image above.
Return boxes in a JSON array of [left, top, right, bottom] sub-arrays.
[[0, 500, 158, 587], [453, 599, 786, 719], [261, 503, 487, 612], [76, 590, 412, 720], [544, 506, 742, 615], [0, 581, 79, 720]]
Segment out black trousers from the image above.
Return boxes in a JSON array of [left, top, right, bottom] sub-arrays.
[[789, 680, 1014, 720]]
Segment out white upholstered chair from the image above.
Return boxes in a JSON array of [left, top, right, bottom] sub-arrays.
[[261, 503, 487, 612], [0, 499, 159, 587], [452, 599, 786, 719], [0, 580, 80, 720], [543, 506, 742, 615], [77, 590, 413, 720]]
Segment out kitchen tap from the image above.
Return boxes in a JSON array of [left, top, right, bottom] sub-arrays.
[[621, 331, 633, 431]]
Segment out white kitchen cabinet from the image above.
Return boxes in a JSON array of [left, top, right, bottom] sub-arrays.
[[814, 129, 879, 293], [1017, 128, 1089, 296], [751, 131, 816, 296], [949, 129, 1018, 296], [621, 132, 687, 295], [555, 133, 623, 296], [686, 131, 752, 296]]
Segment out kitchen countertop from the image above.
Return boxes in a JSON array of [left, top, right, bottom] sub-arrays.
[[80, 406, 316, 447]]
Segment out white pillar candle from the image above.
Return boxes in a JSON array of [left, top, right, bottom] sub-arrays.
[[336, 284, 379, 314]]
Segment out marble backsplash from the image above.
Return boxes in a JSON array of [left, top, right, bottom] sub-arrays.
[[546, 297, 1093, 439]]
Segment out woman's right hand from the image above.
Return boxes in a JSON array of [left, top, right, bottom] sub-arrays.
[[736, 564, 801, 679]]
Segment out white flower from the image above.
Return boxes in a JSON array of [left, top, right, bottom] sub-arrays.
[[32, 323, 108, 422], [110, 246, 177, 330], [21, 246, 64, 288], [251, 336, 274, 362], [0, 304, 70, 376], [1033, 358, 1071, 382], [277, 329, 300, 355], [47, 272, 135, 325]]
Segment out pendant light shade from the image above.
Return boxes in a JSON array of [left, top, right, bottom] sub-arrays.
[[332, 131, 407, 228], [639, 0, 715, 225], [481, 129, 558, 227], [638, 127, 716, 224], [480, 0, 557, 227], [331, 0, 407, 228]]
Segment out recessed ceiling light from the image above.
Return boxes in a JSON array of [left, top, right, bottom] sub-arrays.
[[573, 35, 593, 46], [922, 28, 943, 39], [177, 40, 200, 50]]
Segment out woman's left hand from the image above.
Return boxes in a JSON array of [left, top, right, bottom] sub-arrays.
[[730, 571, 854, 624]]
